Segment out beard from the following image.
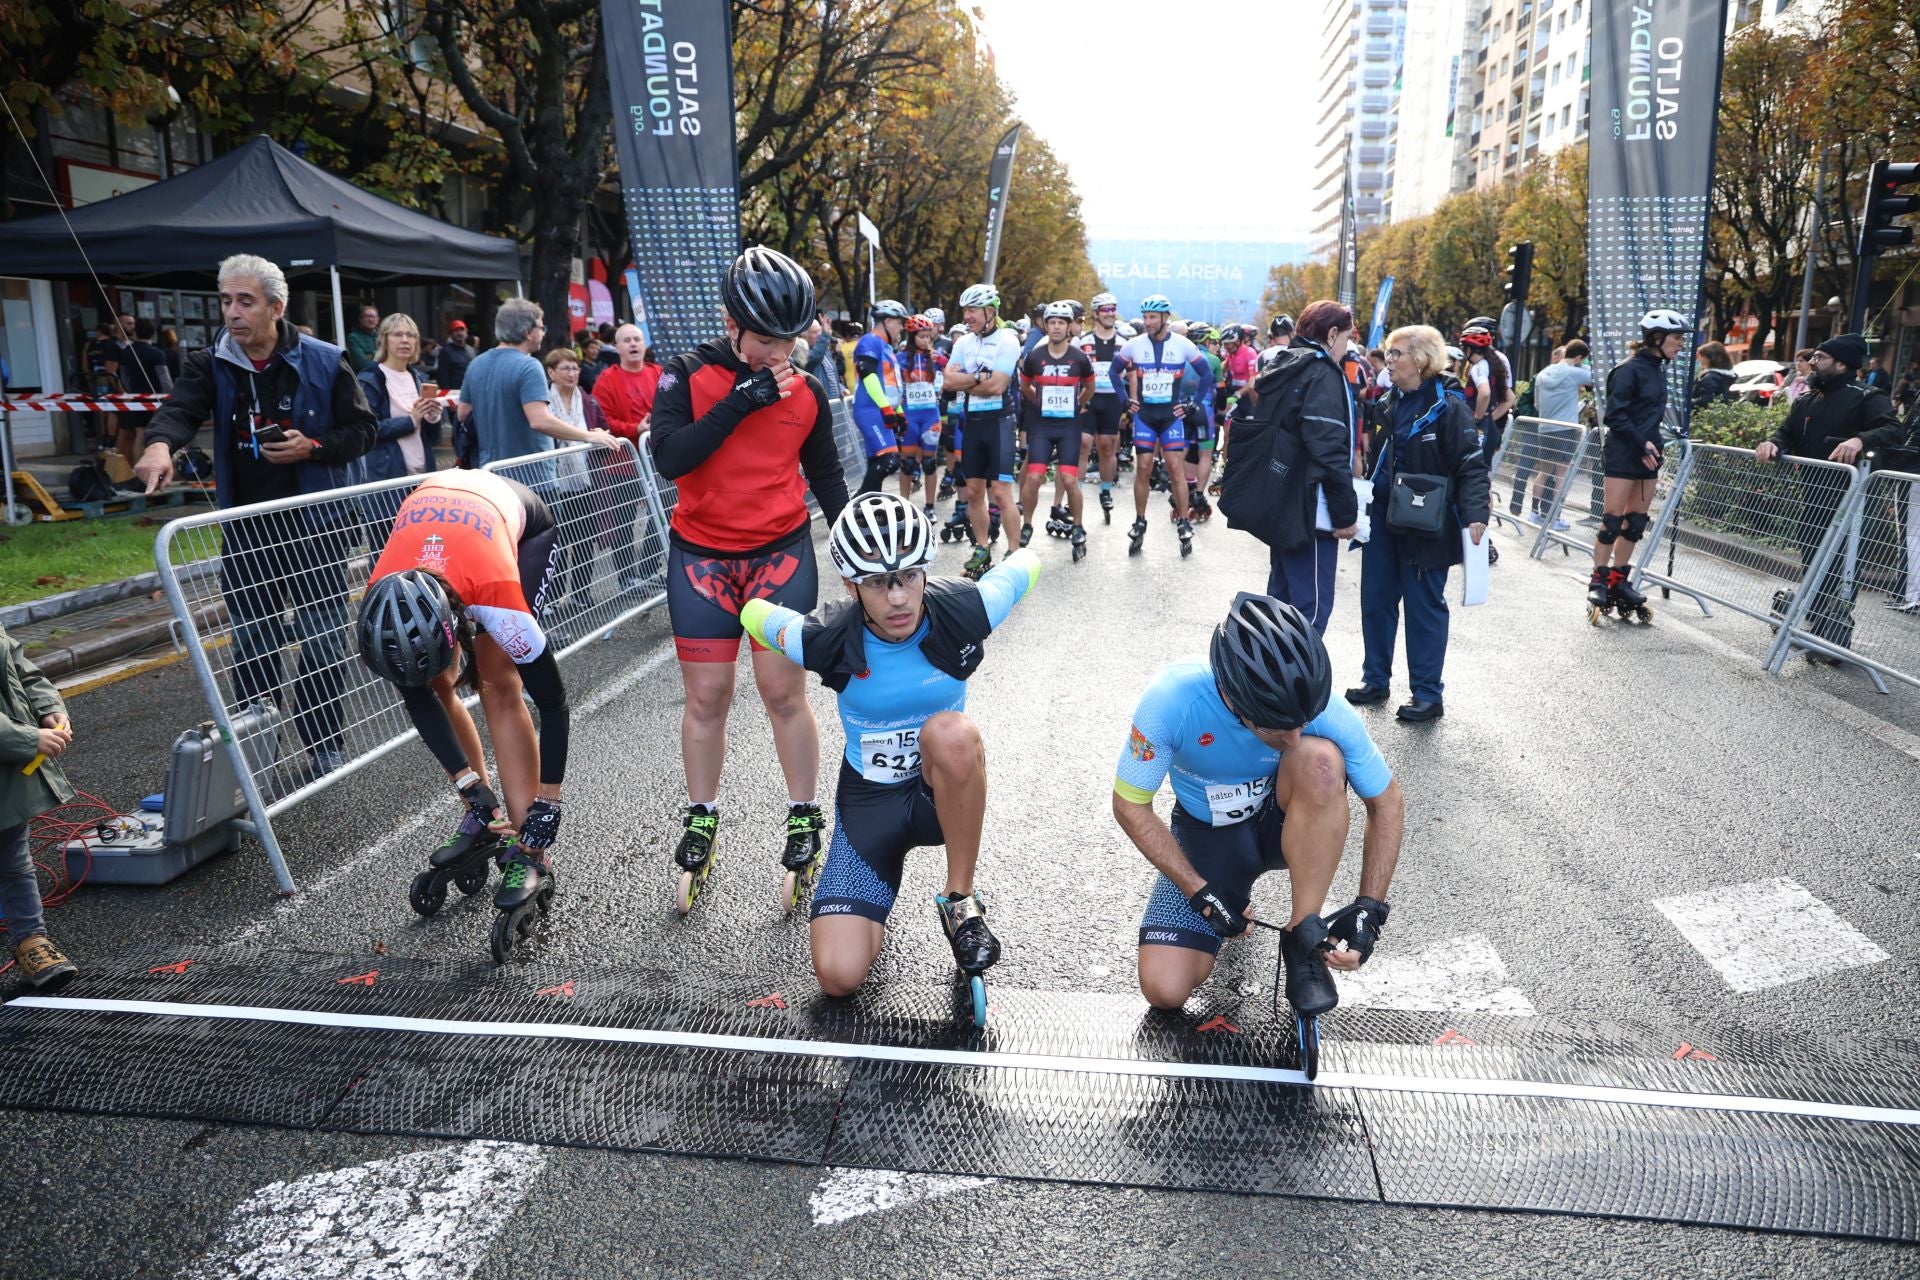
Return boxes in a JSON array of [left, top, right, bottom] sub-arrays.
[[1813, 366, 1852, 391]]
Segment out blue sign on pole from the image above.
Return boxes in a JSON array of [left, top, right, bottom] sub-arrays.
[[1369, 276, 1395, 349]]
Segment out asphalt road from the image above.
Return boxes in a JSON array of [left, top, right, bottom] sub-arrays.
[[6, 497, 1918, 1278]]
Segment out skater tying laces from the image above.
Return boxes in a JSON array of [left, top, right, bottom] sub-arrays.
[[357, 469, 574, 963], [649, 246, 850, 912], [1113, 594, 1404, 1062], [1587, 308, 1688, 625], [734, 493, 1038, 1023]]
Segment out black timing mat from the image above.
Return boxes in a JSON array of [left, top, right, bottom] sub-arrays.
[[2, 949, 1916, 1241]]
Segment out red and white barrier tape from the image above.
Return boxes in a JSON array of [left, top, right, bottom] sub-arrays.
[[2, 394, 169, 413]]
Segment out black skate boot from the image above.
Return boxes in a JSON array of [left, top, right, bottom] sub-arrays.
[[1127, 516, 1148, 556], [674, 804, 720, 915], [1177, 517, 1194, 557], [1099, 487, 1114, 525], [410, 776, 510, 917], [780, 802, 826, 915], [1609, 569, 1652, 623], [938, 891, 1000, 1028], [490, 798, 560, 965], [1585, 566, 1612, 624], [1281, 914, 1339, 1079], [1070, 524, 1088, 563]]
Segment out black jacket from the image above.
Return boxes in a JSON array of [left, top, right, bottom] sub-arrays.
[[1767, 376, 1907, 464], [1603, 349, 1670, 453], [1691, 367, 1736, 409], [1364, 375, 1491, 570], [1217, 338, 1357, 553], [795, 578, 992, 693]]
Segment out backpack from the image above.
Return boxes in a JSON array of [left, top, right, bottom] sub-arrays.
[[1216, 355, 1325, 550]]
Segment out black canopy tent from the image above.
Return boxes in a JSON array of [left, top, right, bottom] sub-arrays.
[[0, 135, 522, 344]]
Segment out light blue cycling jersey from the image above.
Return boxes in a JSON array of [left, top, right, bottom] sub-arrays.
[[743, 550, 1039, 779], [1113, 662, 1393, 824], [948, 326, 1024, 415]]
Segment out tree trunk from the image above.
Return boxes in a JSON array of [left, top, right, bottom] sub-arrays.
[[528, 200, 583, 354]]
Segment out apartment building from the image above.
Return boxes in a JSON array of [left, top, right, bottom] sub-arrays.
[[1459, 0, 1592, 191], [1309, 0, 1408, 257]]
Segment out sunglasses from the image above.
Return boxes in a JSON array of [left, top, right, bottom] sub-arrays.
[[857, 568, 926, 592]]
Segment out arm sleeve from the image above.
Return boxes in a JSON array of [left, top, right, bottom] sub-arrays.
[[143, 350, 217, 451], [649, 358, 754, 479], [317, 359, 378, 464], [1303, 366, 1360, 527], [1108, 352, 1133, 398], [1447, 402, 1493, 525], [400, 684, 473, 776], [1112, 673, 1180, 805], [740, 597, 807, 664], [1188, 356, 1213, 404], [16, 637, 67, 722], [518, 649, 569, 786], [977, 547, 1040, 628], [797, 380, 850, 525]]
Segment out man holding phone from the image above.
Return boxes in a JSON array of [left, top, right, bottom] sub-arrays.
[[138, 254, 377, 777]]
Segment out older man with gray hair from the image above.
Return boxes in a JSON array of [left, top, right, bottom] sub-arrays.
[[454, 298, 616, 468], [138, 253, 378, 775]]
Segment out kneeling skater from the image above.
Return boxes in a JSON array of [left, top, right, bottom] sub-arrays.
[[735, 493, 1038, 999], [1113, 593, 1405, 1016]]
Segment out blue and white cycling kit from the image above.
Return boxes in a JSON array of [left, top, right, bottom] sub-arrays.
[[742, 551, 1039, 923], [1114, 662, 1393, 954], [1111, 332, 1203, 453], [949, 325, 1024, 484], [851, 330, 904, 458]]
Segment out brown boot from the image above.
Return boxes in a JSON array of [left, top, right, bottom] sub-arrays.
[[13, 935, 77, 989]]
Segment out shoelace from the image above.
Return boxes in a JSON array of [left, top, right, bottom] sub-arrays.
[[786, 810, 821, 835], [18, 938, 61, 968]]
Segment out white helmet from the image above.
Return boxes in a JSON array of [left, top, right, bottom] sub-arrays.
[[1116, 322, 1138, 339], [1639, 308, 1690, 337], [959, 283, 1000, 311], [949, 323, 969, 338], [1090, 292, 1118, 311], [829, 493, 935, 581], [1043, 301, 1074, 321], [923, 307, 945, 328], [1015, 317, 1031, 334]]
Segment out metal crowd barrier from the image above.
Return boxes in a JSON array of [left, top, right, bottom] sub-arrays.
[[153, 439, 674, 893], [1485, 416, 1585, 555], [1632, 443, 1861, 642], [1767, 466, 1920, 692]]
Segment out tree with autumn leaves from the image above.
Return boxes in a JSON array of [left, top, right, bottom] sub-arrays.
[[2, 0, 1097, 344]]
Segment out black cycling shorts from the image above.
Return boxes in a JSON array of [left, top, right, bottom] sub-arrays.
[[505, 478, 562, 619], [1603, 429, 1662, 481], [961, 409, 1017, 485], [812, 758, 947, 924], [666, 525, 818, 663], [1137, 798, 1286, 956], [1026, 420, 1082, 472], [1087, 395, 1126, 437]]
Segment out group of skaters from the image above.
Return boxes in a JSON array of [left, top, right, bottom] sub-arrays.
[[341, 245, 1405, 1033]]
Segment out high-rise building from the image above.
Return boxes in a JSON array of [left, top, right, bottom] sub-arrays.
[[1456, 0, 1592, 192], [1386, 0, 1471, 222], [1309, 0, 1408, 257]]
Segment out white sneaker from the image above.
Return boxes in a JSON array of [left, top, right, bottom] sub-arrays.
[[1525, 510, 1544, 525]]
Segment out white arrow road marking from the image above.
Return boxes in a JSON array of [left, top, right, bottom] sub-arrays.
[[1654, 876, 1890, 994], [1333, 932, 1536, 1015], [176, 1140, 546, 1280], [809, 1167, 999, 1227]]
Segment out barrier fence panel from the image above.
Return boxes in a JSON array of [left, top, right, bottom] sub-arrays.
[[1632, 443, 1860, 642], [155, 443, 676, 893], [155, 472, 437, 892], [1770, 467, 1920, 691], [1620, 435, 1697, 593], [481, 440, 667, 660], [1484, 416, 1586, 553]]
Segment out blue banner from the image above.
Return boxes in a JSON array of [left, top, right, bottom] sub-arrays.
[[1368, 276, 1395, 349]]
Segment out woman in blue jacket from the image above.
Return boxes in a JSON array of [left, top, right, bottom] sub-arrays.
[[354, 313, 443, 484]]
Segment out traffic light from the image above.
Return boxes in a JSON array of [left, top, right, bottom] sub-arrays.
[[1849, 160, 1918, 331], [1503, 241, 1534, 308]]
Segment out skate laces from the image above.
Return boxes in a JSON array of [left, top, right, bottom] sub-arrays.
[[683, 808, 718, 841], [785, 805, 823, 836]]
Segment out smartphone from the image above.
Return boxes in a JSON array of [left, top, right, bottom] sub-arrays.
[[255, 424, 288, 445], [420, 381, 441, 398]]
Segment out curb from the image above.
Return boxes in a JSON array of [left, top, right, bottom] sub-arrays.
[[30, 600, 225, 681], [0, 560, 219, 630]]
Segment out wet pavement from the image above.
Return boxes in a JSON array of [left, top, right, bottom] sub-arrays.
[[6, 503, 1918, 1278]]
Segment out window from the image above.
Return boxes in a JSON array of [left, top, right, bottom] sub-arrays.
[[1544, 115, 1555, 136], [1562, 105, 1572, 128], [1551, 65, 1561, 85], [47, 87, 112, 166], [1, 279, 44, 392]]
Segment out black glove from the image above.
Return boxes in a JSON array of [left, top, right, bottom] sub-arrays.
[[882, 405, 907, 431], [728, 367, 783, 409], [1323, 896, 1390, 965], [1188, 882, 1250, 937], [517, 797, 563, 851]]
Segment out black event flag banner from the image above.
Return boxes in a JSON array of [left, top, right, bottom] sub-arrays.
[[1337, 144, 1358, 309], [1587, 0, 1730, 433], [601, 0, 740, 360], [983, 124, 1022, 285]]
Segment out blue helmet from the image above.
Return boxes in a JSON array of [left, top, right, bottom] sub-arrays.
[[1141, 294, 1173, 314]]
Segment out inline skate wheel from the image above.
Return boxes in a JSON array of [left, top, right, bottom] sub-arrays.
[[455, 863, 489, 897], [1296, 1010, 1321, 1081], [409, 869, 448, 918], [1635, 606, 1654, 624], [1586, 603, 1603, 627], [676, 869, 699, 915], [535, 878, 556, 916], [488, 911, 520, 966], [969, 974, 988, 1029]]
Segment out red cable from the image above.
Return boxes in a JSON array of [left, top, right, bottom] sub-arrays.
[[2, 791, 122, 974]]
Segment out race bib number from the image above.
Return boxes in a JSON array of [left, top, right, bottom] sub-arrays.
[[1093, 360, 1113, 389], [1041, 385, 1075, 418], [1141, 370, 1175, 404], [860, 727, 922, 784], [1204, 777, 1269, 826], [905, 381, 937, 410], [967, 392, 1004, 412]]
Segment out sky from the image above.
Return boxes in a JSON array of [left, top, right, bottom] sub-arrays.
[[968, 0, 1320, 243]]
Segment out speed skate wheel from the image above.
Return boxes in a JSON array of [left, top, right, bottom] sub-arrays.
[[1296, 1011, 1321, 1081], [969, 974, 987, 1029]]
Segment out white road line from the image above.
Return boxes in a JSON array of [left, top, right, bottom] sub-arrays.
[[11, 995, 1917, 1129], [1334, 933, 1536, 1015], [175, 1139, 546, 1280], [233, 642, 675, 943], [1652, 876, 1891, 994], [809, 1168, 999, 1226]]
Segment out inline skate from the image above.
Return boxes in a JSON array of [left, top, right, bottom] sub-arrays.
[[674, 804, 720, 915], [937, 890, 1001, 1029], [780, 802, 826, 915], [410, 775, 509, 918], [489, 798, 560, 964]]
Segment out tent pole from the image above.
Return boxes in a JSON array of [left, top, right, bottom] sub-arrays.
[[329, 264, 346, 347], [514, 280, 525, 299]]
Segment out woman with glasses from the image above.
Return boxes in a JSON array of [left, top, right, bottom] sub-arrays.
[[732, 493, 1038, 1020]]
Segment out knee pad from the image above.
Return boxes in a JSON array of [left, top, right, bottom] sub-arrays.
[[1597, 512, 1623, 545], [1622, 512, 1649, 543]]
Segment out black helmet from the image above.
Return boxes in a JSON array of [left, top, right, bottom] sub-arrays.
[[1210, 592, 1331, 731], [723, 246, 816, 339], [358, 570, 458, 687], [1269, 313, 1294, 337]]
